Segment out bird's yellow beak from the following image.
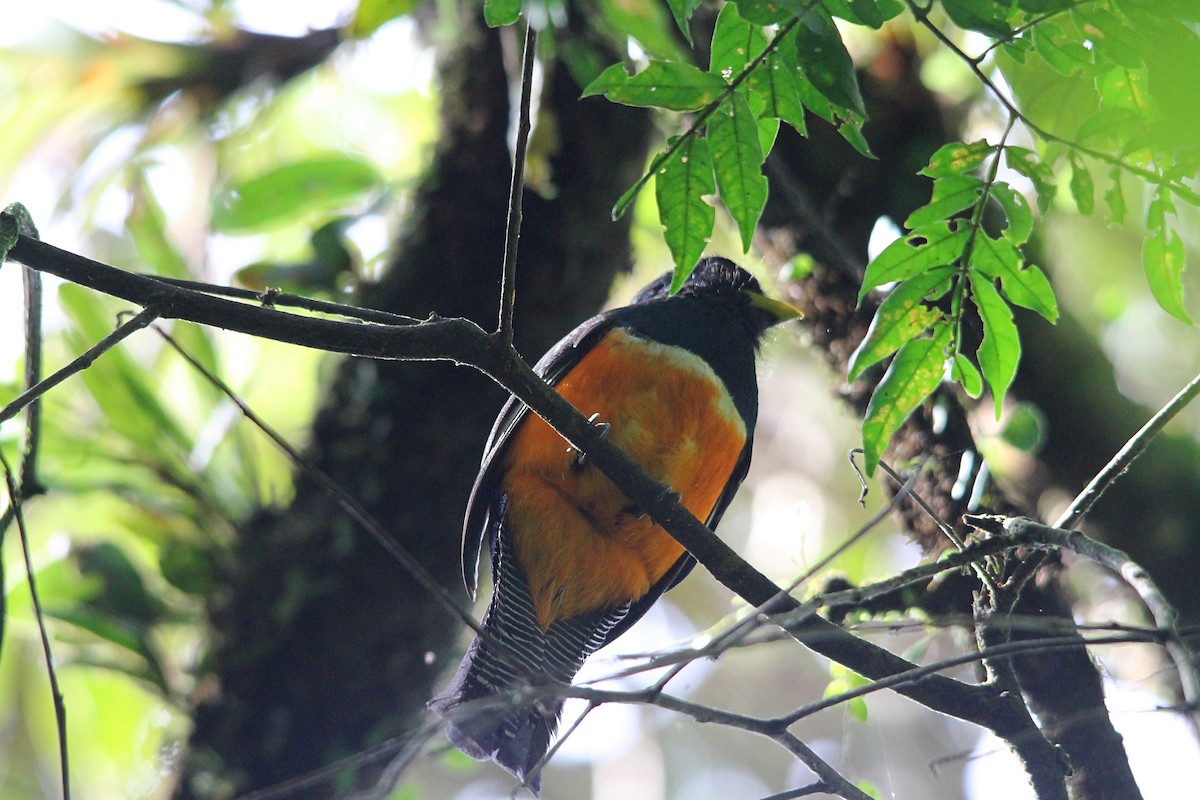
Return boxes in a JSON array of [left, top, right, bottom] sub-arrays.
[[747, 291, 803, 325]]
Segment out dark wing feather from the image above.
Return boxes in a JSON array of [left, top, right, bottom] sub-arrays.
[[461, 312, 621, 596]]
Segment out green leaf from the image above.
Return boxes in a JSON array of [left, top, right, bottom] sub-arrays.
[[792, 9, 865, 115], [970, 273, 1022, 418], [484, 0, 522, 27], [990, 181, 1033, 244], [733, 0, 804, 25], [757, 116, 780, 158], [710, 3, 764, 80], [1103, 167, 1127, 226], [904, 175, 984, 228], [838, 118, 876, 159], [952, 352, 983, 398], [971, 236, 1059, 323], [859, 221, 969, 301], [848, 266, 954, 381], [942, 0, 1014, 39], [666, 0, 702, 44], [921, 139, 995, 177], [212, 157, 381, 232], [1000, 402, 1046, 453], [351, 0, 418, 37], [1004, 146, 1056, 213], [861, 323, 953, 474], [1030, 20, 1093, 76], [707, 91, 768, 252], [1143, 227, 1191, 324], [746, 50, 808, 136], [1073, 6, 1145, 69], [582, 61, 726, 112], [1068, 156, 1095, 215], [823, 0, 903, 28], [657, 136, 716, 284]]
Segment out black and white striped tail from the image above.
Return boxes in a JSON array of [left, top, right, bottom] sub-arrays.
[[429, 504, 629, 794]]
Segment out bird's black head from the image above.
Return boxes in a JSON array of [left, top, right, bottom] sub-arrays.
[[634, 257, 800, 341]]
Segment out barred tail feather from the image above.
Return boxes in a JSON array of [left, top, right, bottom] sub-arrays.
[[429, 517, 628, 794]]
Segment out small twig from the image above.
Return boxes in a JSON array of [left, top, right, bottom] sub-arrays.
[[1, 450, 70, 799], [149, 276, 420, 325], [0, 308, 159, 427], [496, 22, 537, 343], [1055, 369, 1200, 530], [20, 266, 44, 497], [998, 516, 1200, 737], [151, 325, 487, 639]]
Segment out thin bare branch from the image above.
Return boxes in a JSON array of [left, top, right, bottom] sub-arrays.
[[496, 22, 537, 342], [0, 450, 70, 800], [0, 309, 159, 427], [1055, 369, 1200, 530]]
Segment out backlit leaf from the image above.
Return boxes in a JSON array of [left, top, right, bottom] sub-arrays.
[[861, 323, 953, 474], [859, 221, 969, 301], [848, 266, 954, 381], [212, 157, 381, 231], [1143, 227, 1191, 324], [792, 9, 865, 115], [970, 273, 1022, 418], [483, 0, 522, 27], [921, 140, 995, 177], [904, 175, 984, 228], [583, 61, 726, 112], [990, 181, 1032, 244], [657, 136, 716, 285], [707, 91, 768, 251]]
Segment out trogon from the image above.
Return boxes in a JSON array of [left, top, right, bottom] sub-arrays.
[[429, 257, 800, 792]]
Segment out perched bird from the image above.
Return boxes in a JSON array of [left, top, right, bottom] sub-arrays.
[[429, 257, 799, 792]]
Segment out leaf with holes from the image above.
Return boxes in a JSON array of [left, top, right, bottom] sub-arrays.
[[970, 273, 1021, 418], [848, 266, 954, 381], [859, 221, 969, 302], [657, 136, 716, 288], [1143, 227, 1191, 324], [707, 91, 767, 251], [861, 323, 953, 475]]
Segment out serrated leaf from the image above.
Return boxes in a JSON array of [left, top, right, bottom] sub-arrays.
[[667, 0, 702, 44], [921, 139, 995, 177], [483, 0, 522, 27], [970, 273, 1022, 418], [848, 266, 954, 381], [793, 9, 865, 115], [1143, 228, 1191, 324], [861, 323, 953, 475], [707, 91, 768, 252], [942, 0, 1014, 39], [211, 157, 381, 232], [1068, 157, 1095, 215], [710, 3, 763, 80], [904, 175, 985, 228], [990, 181, 1033, 244], [657, 136, 716, 282], [859, 221, 969, 301], [952, 352, 983, 398], [582, 61, 726, 112]]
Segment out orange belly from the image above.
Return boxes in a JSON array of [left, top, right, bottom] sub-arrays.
[[501, 329, 747, 630]]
